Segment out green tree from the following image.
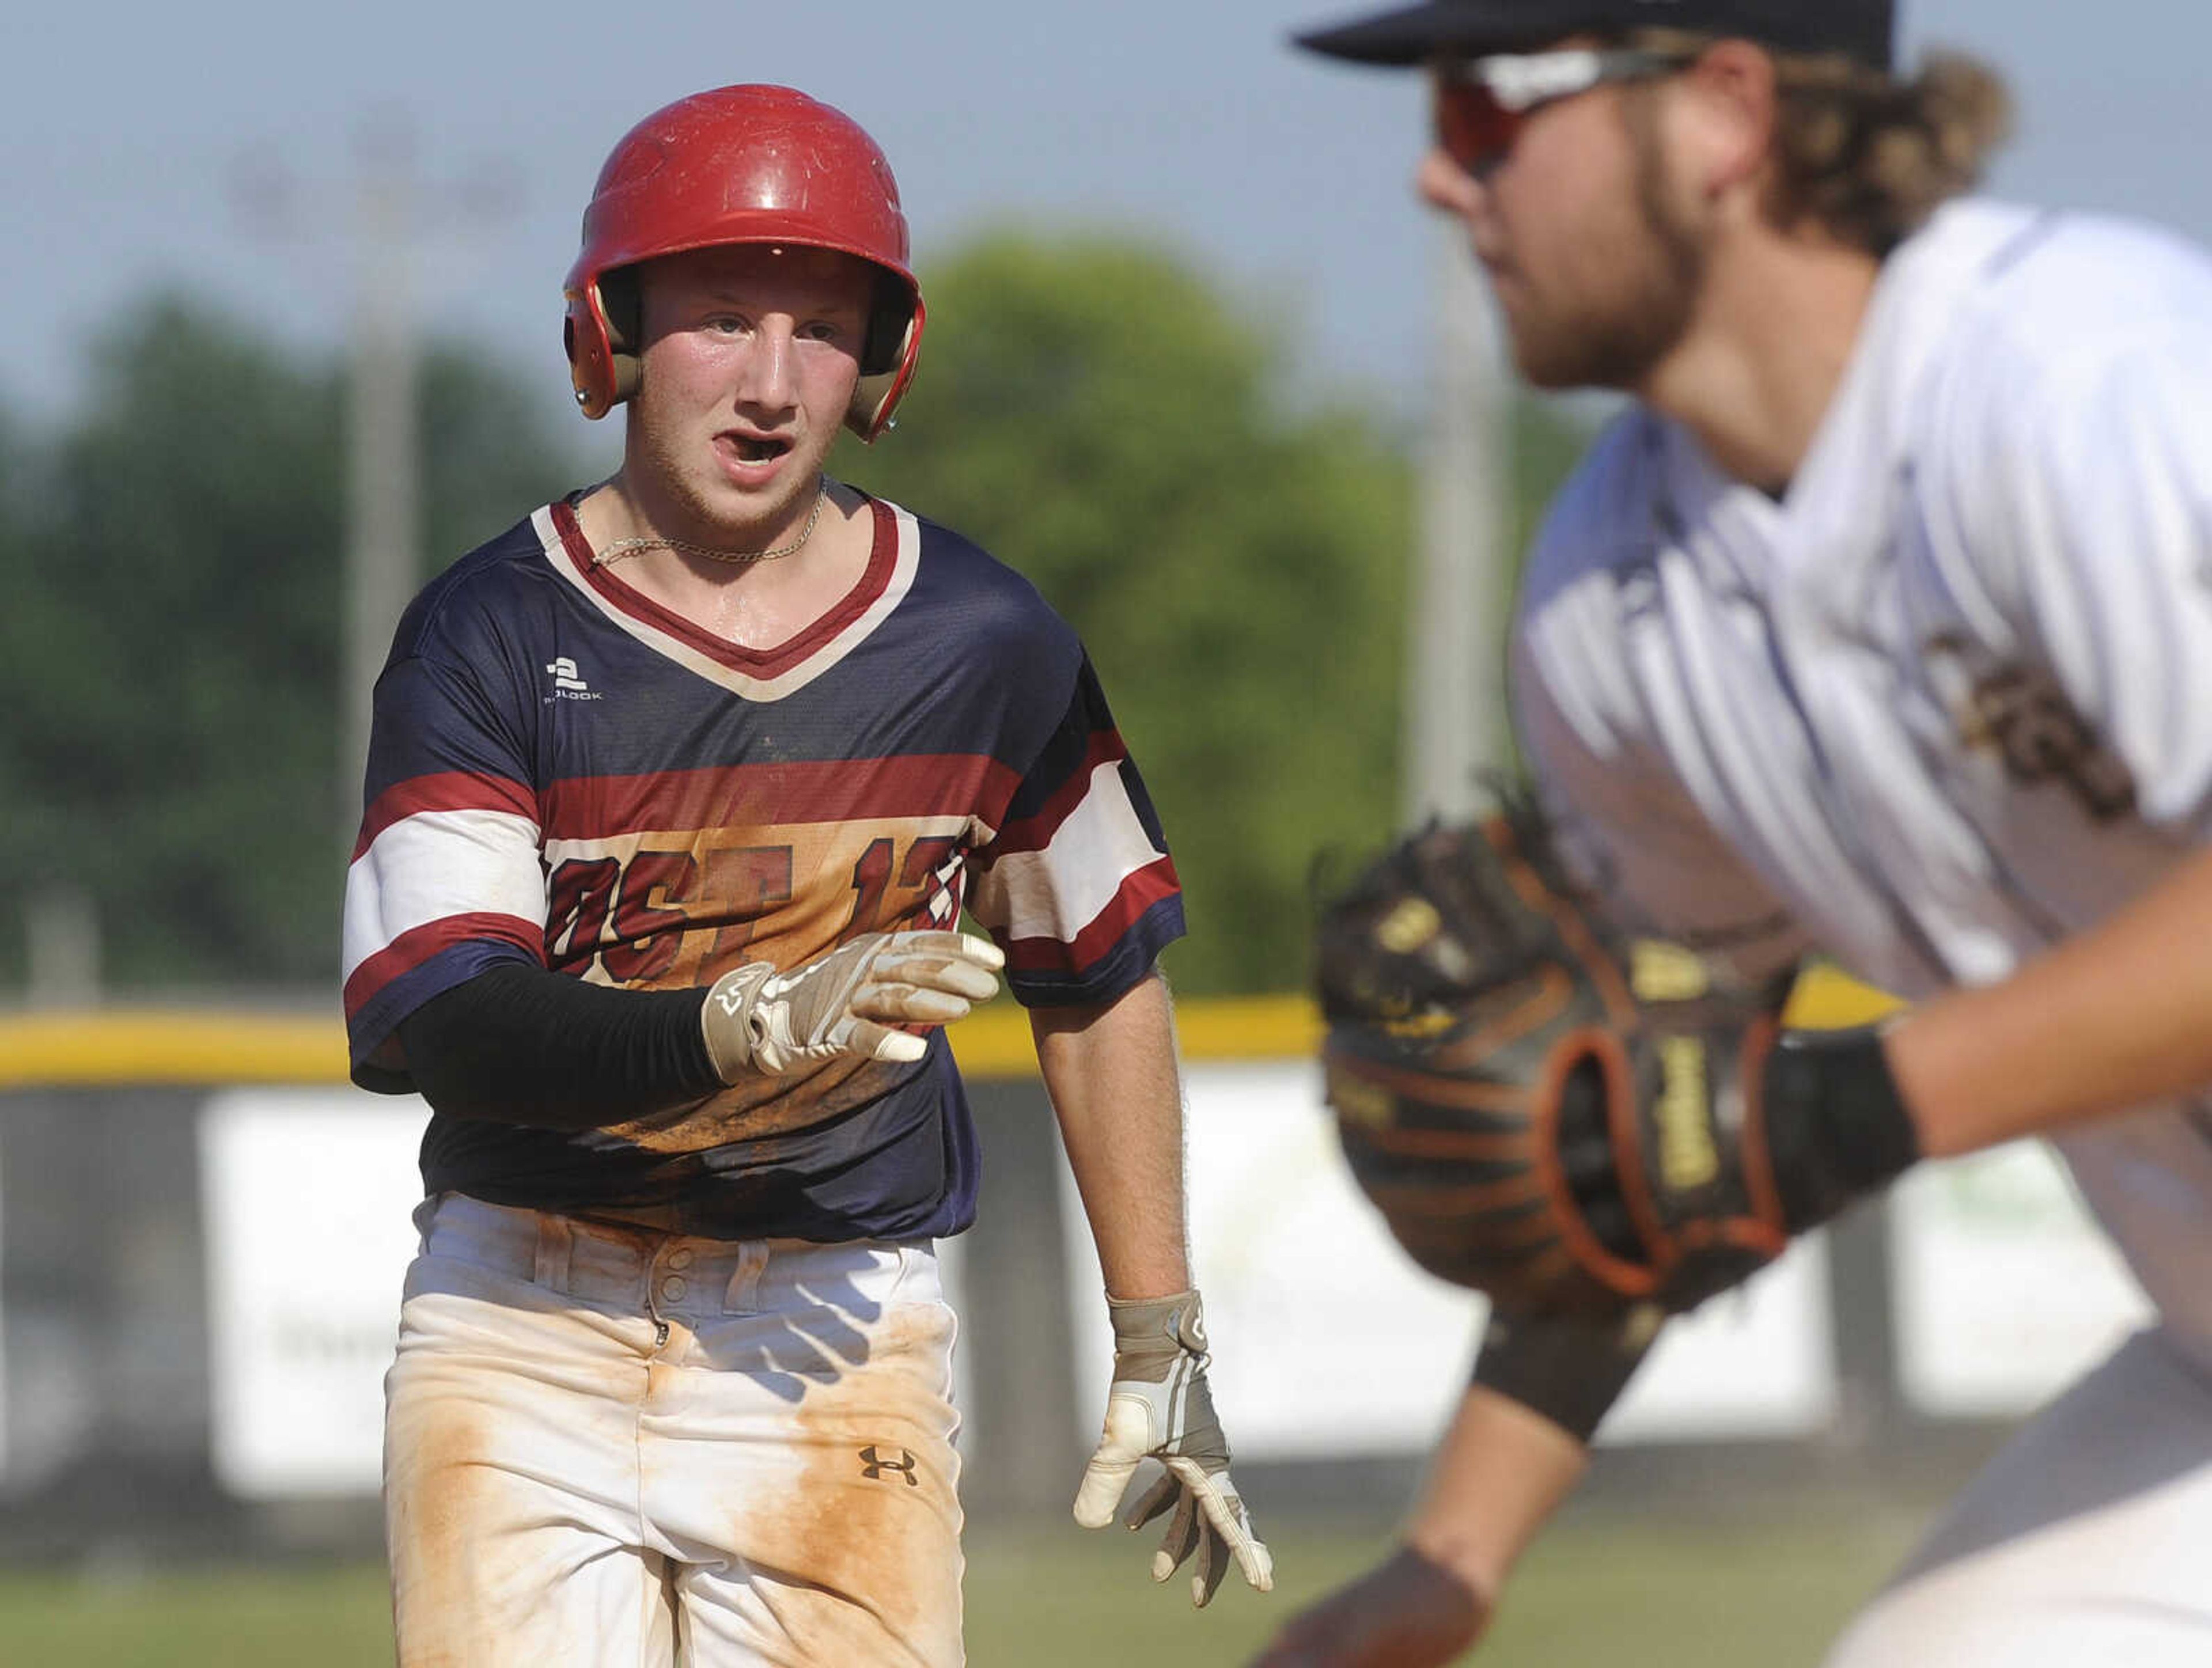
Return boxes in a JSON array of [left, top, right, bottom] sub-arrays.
[[0, 405, 39, 988], [837, 233, 1416, 994], [0, 295, 578, 994], [1510, 396, 1602, 573], [0, 249, 1595, 1002]]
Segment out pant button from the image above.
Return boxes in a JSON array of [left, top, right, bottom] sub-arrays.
[[666, 1246, 695, 1270], [659, 1276, 687, 1301]]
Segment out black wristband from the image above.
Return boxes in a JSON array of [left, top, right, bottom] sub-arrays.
[[1760, 1026, 1922, 1233], [1469, 1305, 1661, 1444]]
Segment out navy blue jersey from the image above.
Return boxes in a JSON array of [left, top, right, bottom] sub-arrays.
[[341, 491, 1184, 1241]]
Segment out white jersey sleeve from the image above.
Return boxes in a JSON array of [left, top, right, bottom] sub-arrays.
[[1918, 248, 2212, 836], [1511, 412, 1816, 985]]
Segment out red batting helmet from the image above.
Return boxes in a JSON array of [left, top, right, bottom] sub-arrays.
[[562, 85, 925, 442]]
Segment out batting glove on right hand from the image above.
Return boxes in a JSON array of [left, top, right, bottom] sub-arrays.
[[1073, 1290, 1274, 1607], [699, 930, 1004, 1079]]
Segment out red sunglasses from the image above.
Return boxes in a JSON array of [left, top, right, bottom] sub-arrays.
[[1431, 48, 1692, 175]]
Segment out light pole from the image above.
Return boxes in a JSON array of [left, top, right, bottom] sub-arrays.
[[234, 115, 518, 851], [340, 115, 424, 841], [1404, 224, 1511, 825]]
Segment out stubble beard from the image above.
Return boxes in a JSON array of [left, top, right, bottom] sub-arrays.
[[1504, 109, 1706, 393], [627, 384, 824, 551]]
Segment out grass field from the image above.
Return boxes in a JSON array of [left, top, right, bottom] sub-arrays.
[[0, 1503, 1923, 1666]]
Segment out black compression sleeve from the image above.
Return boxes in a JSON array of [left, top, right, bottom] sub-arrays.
[[396, 962, 726, 1131], [1469, 1306, 1660, 1444]]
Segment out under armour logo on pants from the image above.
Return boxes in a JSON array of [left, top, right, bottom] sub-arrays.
[[859, 1445, 919, 1485]]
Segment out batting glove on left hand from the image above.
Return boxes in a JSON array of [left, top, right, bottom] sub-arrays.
[[1072, 1290, 1274, 1606], [700, 930, 1004, 1079]]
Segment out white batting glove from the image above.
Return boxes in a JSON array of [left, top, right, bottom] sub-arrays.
[[699, 930, 1005, 1079], [1073, 1290, 1274, 1607]]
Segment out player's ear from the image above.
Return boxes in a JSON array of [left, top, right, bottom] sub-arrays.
[[1673, 38, 1781, 203]]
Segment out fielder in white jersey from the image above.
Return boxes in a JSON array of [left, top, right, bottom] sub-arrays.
[[1270, 2, 2212, 1664]]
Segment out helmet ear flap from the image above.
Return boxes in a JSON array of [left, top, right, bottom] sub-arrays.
[[563, 272, 641, 420], [858, 269, 912, 378], [846, 288, 925, 443], [599, 268, 642, 404]]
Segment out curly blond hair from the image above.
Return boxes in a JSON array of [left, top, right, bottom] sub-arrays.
[[1629, 31, 2013, 255]]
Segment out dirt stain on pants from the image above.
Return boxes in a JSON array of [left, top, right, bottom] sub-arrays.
[[385, 1194, 964, 1667]]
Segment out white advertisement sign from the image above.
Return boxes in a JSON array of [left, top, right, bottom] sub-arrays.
[[199, 1088, 427, 1498], [1062, 1062, 1840, 1458], [0, 1141, 8, 1476], [1605, 1237, 1836, 1443], [1890, 1142, 2153, 1419], [197, 1088, 976, 1496]]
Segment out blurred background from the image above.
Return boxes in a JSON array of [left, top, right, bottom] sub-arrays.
[[0, 0, 2182, 1661]]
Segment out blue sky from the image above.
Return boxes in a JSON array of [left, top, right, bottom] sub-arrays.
[[12, 1, 2207, 442]]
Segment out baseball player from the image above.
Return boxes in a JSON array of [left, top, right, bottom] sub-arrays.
[[340, 84, 1270, 1667], [1264, 2, 2212, 1664]]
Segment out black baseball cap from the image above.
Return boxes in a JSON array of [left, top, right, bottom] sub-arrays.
[[1294, 0, 1894, 70]]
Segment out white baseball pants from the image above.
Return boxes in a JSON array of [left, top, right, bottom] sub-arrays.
[[383, 1193, 964, 1667], [1825, 1327, 2212, 1667]]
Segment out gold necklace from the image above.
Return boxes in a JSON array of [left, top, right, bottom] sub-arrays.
[[594, 484, 827, 568]]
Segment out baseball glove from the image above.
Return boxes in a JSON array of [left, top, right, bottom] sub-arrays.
[[1314, 801, 1916, 1318]]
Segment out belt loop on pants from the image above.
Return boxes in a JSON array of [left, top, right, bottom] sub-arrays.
[[533, 1212, 575, 1292], [724, 1241, 770, 1314]]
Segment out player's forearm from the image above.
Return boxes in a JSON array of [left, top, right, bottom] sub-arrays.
[[1403, 1382, 1590, 1605], [398, 962, 721, 1129], [1885, 843, 2212, 1158], [1032, 971, 1192, 1299]]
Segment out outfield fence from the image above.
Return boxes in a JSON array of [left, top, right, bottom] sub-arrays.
[[0, 972, 2153, 1560]]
